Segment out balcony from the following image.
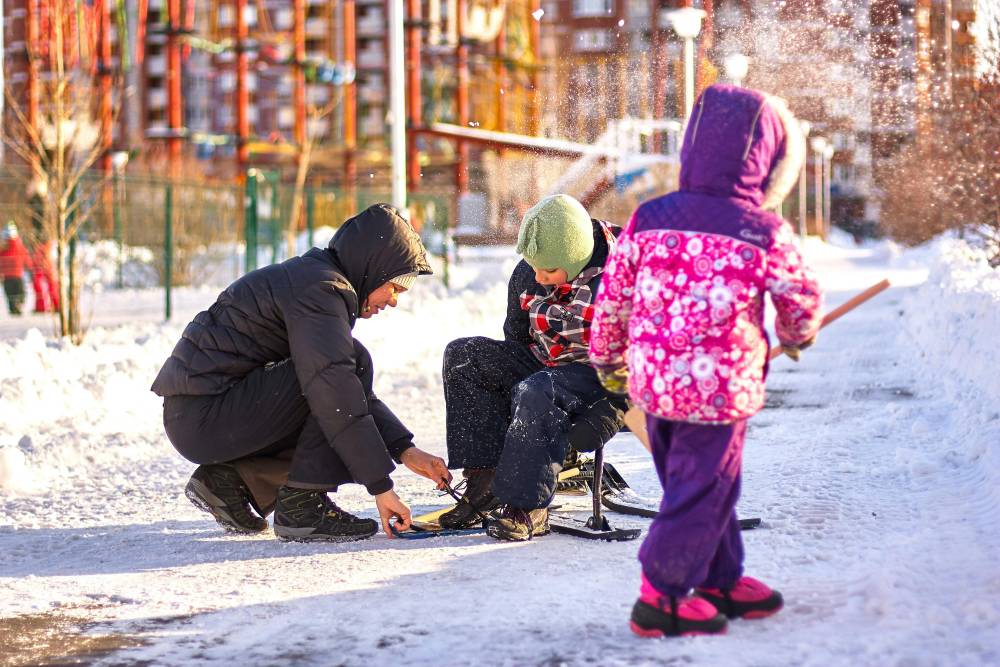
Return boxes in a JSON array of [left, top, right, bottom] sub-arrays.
[[307, 85, 331, 105], [147, 55, 167, 77], [357, 12, 385, 36], [306, 17, 327, 38], [358, 48, 386, 69], [147, 88, 167, 109], [360, 85, 386, 104]]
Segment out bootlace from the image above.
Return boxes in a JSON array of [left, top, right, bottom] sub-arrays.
[[499, 506, 532, 528], [211, 468, 258, 520], [319, 495, 365, 523], [439, 480, 499, 523]]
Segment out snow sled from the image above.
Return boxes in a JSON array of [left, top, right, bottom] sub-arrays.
[[390, 505, 490, 540], [549, 446, 641, 542], [557, 453, 762, 531]]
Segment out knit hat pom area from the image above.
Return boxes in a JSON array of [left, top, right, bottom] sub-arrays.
[[516, 194, 594, 280]]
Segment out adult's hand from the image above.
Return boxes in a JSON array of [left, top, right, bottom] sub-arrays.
[[400, 447, 452, 490], [375, 489, 411, 537]]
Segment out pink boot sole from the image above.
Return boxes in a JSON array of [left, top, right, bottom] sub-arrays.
[[742, 606, 782, 620], [629, 621, 728, 638]]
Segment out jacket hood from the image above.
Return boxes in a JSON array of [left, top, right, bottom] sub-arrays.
[[679, 84, 806, 210], [327, 204, 433, 304]]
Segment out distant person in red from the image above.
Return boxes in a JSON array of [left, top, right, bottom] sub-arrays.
[[27, 181, 60, 314], [0, 222, 29, 316]]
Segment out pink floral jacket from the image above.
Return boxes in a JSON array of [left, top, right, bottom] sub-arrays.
[[589, 195, 822, 423]]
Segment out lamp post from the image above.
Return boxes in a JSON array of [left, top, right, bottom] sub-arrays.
[[663, 7, 706, 122], [797, 120, 810, 239], [388, 0, 407, 214], [724, 53, 749, 87], [111, 151, 129, 289], [823, 144, 834, 239], [810, 136, 827, 238]]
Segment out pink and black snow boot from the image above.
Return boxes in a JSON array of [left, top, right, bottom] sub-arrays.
[[630, 575, 727, 638], [695, 576, 784, 619]]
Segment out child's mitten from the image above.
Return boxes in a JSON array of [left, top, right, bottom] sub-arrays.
[[596, 366, 629, 396]]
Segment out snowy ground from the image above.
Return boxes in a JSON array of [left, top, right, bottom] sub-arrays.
[[1, 234, 999, 666]]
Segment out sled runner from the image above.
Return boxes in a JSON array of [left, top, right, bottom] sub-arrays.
[[549, 446, 641, 542], [557, 454, 762, 530]]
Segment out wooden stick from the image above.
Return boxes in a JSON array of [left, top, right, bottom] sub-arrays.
[[769, 278, 891, 360], [624, 278, 892, 451]]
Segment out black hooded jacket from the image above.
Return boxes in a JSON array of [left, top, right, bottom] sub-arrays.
[[152, 204, 433, 494]]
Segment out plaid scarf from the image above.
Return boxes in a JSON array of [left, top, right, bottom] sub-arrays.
[[521, 267, 603, 366], [519, 221, 617, 366]]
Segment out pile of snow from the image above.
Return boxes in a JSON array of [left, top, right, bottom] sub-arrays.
[[899, 238, 1000, 408], [0, 250, 514, 496], [896, 237, 1000, 488]]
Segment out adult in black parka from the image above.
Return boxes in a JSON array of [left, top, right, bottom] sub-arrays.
[[152, 204, 451, 542]]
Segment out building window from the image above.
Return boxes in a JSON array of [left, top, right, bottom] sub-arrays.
[[575, 29, 612, 52], [627, 0, 650, 20], [219, 72, 236, 93], [573, 0, 612, 18]]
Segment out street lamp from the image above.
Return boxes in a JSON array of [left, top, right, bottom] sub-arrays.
[[823, 144, 835, 239], [810, 136, 828, 239], [388, 0, 407, 214], [663, 7, 706, 122], [724, 53, 749, 87], [797, 120, 811, 239], [111, 151, 129, 289]]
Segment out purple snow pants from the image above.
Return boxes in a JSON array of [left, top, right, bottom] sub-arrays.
[[638, 415, 747, 598]]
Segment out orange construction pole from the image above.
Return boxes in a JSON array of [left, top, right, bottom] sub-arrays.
[[406, 0, 422, 188], [342, 0, 357, 191], [99, 0, 113, 173], [26, 0, 39, 138], [528, 0, 540, 135], [235, 0, 250, 172], [293, 0, 306, 149], [454, 0, 469, 193], [494, 19, 505, 134], [167, 0, 183, 175]]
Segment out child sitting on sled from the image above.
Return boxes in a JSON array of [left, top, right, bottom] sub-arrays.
[[440, 194, 627, 541], [590, 84, 823, 636]]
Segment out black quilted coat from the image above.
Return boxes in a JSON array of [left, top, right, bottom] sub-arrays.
[[151, 204, 433, 489]]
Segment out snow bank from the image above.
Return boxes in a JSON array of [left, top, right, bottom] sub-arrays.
[[897, 237, 1000, 485], [0, 250, 514, 496]]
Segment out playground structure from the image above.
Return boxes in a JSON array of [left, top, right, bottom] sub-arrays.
[[6, 0, 703, 244]]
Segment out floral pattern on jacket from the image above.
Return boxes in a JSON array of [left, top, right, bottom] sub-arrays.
[[589, 210, 822, 424]]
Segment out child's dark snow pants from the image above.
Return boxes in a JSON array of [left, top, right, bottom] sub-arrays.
[[639, 415, 747, 597], [443, 336, 618, 510]]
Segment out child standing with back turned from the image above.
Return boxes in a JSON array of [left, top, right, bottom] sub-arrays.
[[589, 84, 823, 637]]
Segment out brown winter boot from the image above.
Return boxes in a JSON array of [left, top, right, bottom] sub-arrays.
[[485, 506, 550, 541], [438, 468, 499, 529]]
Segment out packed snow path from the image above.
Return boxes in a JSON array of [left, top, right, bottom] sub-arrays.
[[1, 239, 998, 666]]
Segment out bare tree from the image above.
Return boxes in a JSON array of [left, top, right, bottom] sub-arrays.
[[285, 92, 343, 258], [2, 0, 119, 341], [879, 80, 1000, 265]]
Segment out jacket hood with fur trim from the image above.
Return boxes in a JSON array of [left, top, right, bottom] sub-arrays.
[[679, 84, 806, 211]]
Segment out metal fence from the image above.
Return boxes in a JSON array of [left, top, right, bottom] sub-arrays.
[[0, 168, 455, 319]]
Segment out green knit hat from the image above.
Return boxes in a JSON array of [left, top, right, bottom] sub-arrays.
[[516, 194, 594, 280]]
